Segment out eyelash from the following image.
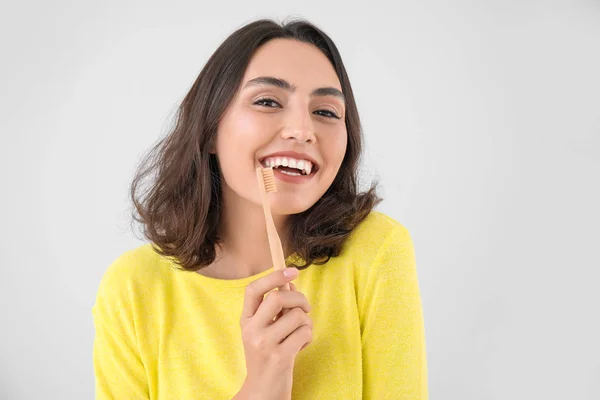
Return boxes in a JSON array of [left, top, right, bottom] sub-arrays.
[[253, 97, 342, 120]]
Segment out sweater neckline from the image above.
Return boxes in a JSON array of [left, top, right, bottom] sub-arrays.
[[170, 252, 303, 288]]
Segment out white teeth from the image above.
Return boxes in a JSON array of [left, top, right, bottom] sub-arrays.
[[261, 156, 315, 175], [280, 170, 302, 176]]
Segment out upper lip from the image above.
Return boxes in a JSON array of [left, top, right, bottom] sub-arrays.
[[259, 151, 320, 170]]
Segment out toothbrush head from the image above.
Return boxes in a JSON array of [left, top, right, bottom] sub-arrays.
[[257, 167, 277, 193]]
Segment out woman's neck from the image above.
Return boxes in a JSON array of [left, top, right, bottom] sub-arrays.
[[198, 186, 291, 280]]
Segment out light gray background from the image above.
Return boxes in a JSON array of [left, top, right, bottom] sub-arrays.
[[1, 1, 598, 399]]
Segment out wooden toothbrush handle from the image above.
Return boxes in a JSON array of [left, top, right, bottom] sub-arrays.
[[266, 220, 286, 271], [266, 220, 291, 291], [257, 169, 290, 291]]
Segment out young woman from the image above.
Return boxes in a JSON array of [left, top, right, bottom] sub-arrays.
[[92, 17, 428, 400]]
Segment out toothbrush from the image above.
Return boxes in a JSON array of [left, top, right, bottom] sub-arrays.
[[256, 166, 291, 291]]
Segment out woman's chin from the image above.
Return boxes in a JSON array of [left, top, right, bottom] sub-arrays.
[[269, 199, 316, 216]]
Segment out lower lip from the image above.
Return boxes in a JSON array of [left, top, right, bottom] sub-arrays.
[[261, 164, 317, 184]]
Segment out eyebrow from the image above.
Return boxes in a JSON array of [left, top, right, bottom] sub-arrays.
[[243, 76, 346, 104]]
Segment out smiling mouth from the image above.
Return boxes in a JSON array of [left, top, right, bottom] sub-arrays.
[[258, 157, 320, 176]]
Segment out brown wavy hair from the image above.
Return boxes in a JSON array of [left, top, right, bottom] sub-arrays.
[[129, 17, 382, 272]]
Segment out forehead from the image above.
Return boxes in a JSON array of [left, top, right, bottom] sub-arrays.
[[241, 38, 342, 91]]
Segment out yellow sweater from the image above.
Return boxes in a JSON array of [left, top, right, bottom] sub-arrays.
[[92, 211, 428, 399]]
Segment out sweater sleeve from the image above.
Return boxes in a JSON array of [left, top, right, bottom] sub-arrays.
[[359, 225, 429, 400], [92, 252, 150, 399]]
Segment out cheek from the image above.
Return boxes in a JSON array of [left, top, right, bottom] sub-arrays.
[[324, 129, 348, 169], [224, 108, 273, 142], [217, 110, 267, 157], [215, 110, 272, 185], [219, 113, 251, 143]]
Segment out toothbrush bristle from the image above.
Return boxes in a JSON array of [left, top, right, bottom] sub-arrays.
[[261, 168, 277, 193]]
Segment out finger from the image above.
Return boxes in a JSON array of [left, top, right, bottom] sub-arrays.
[[277, 281, 292, 291], [289, 282, 297, 291], [241, 268, 298, 320], [280, 324, 313, 355], [267, 307, 312, 344], [253, 290, 311, 327]]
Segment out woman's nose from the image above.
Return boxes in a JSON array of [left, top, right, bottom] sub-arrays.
[[280, 107, 316, 143]]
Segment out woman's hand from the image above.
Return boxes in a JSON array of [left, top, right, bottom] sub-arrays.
[[237, 267, 313, 400]]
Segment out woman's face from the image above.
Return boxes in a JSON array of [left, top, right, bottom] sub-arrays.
[[214, 38, 348, 215]]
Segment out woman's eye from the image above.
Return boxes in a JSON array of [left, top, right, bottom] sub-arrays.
[[254, 98, 281, 108], [314, 110, 341, 119], [254, 97, 341, 119]]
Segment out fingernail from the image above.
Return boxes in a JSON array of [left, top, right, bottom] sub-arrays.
[[283, 267, 298, 277]]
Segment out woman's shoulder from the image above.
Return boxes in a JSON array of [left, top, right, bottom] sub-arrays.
[[96, 243, 170, 295], [338, 211, 417, 284], [93, 243, 174, 333], [337, 210, 413, 264], [346, 210, 411, 246]]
